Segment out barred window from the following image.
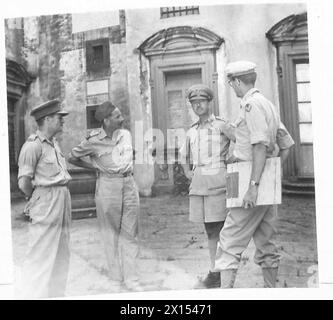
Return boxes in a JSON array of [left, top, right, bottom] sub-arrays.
[[160, 6, 199, 18], [86, 38, 110, 73]]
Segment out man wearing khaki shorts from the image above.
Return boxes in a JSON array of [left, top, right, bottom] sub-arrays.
[[181, 84, 235, 288]]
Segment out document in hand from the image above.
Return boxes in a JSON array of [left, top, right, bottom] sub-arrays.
[[226, 157, 281, 208]]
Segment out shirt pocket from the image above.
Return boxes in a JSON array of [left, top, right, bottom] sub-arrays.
[[42, 156, 61, 177], [97, 148, 120, 168]]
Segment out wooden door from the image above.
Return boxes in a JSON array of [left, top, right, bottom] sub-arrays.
[[164, 69, 202, 132]]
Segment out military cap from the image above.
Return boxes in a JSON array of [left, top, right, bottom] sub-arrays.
[[225, 61, 257, 77], [95, 101, 116, 122], [30, 99, 69, 120], [187, 84, 214, 101]]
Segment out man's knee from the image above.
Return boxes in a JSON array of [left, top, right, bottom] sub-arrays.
[[204, 221, 224, 239]]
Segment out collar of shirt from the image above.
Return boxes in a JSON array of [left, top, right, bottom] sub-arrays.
[[36, 130, 55, 146], [98, 127, 124, 144], [193, 114, 216, 129], [240, 88, 260, 108]]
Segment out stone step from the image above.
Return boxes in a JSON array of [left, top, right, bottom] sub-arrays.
[[282, 179, 315, 196]]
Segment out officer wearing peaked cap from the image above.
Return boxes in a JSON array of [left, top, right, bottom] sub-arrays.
[[69, 101, 142, 292], [225, 60, 257, 78], [30, 99, 69, 120], [187, 84, 214, 102], [17, 99, 71, 299], [215, 60, 295, 288], [180, 84, 235, 289]]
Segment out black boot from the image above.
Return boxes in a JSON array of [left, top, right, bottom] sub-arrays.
[[194, 271, 221, 289]]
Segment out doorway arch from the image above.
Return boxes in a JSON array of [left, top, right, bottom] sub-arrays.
[[139, 26, 224, 192], [267, 12, 314, 194], [6, 59, 33, 193]]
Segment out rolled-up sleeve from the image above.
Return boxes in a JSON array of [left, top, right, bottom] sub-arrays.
[[18, 142, 41, 179], [70, 139, 94, 158], [277, 122, 295, 150], [245, 102, 270, 146]]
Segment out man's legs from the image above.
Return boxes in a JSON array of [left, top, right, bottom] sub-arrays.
[[95, 177, 123, 283], [191, 193, 226, 289], [215, 205, 272, 288], [204, 221, 225, 272], [252, 205, 280, 287], [200, 221, 224, 288], [49, 187, 71, 297], [19, 187, 70, 299], [120, 177, 140, 290]]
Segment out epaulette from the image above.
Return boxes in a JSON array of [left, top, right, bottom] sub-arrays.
[[86, 129, 100, 139], [27, 133, 38, 142], [191, 121, 200, 128], [245, 103, 252, 112], [215, 116, 227, 122]]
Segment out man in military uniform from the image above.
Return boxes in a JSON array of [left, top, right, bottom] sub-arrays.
[[68, 101, 141, 292], [17, 99, 71, 299], [215, 61, 295, 288], [181, 84, 235, 288]]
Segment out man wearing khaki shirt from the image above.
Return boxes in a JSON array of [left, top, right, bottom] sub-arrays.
[[69, 101, 141, 292], [215, 61, 295, 288], [17, 99, 71, 299], [181, 84, 235, 288]]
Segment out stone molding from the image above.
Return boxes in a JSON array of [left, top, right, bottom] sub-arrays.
[[138, 26, 224, 56], [266, 12, 308, 45]]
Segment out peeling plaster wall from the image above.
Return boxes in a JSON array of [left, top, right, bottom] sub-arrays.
[[126, 3, 306, 121], [18, 14, 129, 172], [8, 4, 307, 196], [125, 3, 306, 194], [5, 18, 25, 64], [22, 14, 74, 146]]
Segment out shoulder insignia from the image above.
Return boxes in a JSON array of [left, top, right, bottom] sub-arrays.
[[245, 103, 252, 112], [27, 133, 38, 142], [86, 129, 100, 139], [215, 116, 227, 122]]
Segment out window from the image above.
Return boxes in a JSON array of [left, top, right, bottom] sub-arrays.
[[92, 45, 104, 65], [160, 6, 199, 19], [296, 63, 312, 144], [86, 38, 110, 72], [86, 105, 102, 129]]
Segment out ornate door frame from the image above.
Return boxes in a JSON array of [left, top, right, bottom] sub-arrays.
[[138, 26, 224, 191], [267, 12, 311, 180]]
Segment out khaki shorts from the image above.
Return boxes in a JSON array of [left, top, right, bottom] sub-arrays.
[[189, 193, 227, 223]]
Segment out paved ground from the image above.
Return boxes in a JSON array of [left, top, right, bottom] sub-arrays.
[[10, 194, 318, 298]]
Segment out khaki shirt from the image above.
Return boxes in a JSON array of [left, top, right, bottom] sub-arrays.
[[181, 114, 235, 195], [182, 114, 235, 168], [70, 128, 133, 175], [232, 88, 294, 161], [18, 130, 71, 187]]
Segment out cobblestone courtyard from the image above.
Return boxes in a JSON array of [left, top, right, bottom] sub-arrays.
[[10, 194, 318, 298]]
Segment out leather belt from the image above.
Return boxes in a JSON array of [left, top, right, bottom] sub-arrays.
[[99, 172, 133, 178]]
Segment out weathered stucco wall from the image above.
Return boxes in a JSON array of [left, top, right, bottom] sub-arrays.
[[17, 14, 129, 171], [7, 4, 307, 196], [60, 40, 129, 166], [124, 3, 306, 194], [22, 14, 73, 142], [126, 3, 306, 120]]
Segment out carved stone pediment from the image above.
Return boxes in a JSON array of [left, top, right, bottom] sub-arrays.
[[139, 26, 223, 56], [266, 12, 308, 45], [6, 59, 33, 89]]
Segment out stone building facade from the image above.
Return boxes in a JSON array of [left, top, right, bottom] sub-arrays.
[[5, 3, 313, 210]]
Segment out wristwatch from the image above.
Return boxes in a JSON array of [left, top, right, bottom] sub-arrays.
[[250, 180, 259, 187]]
